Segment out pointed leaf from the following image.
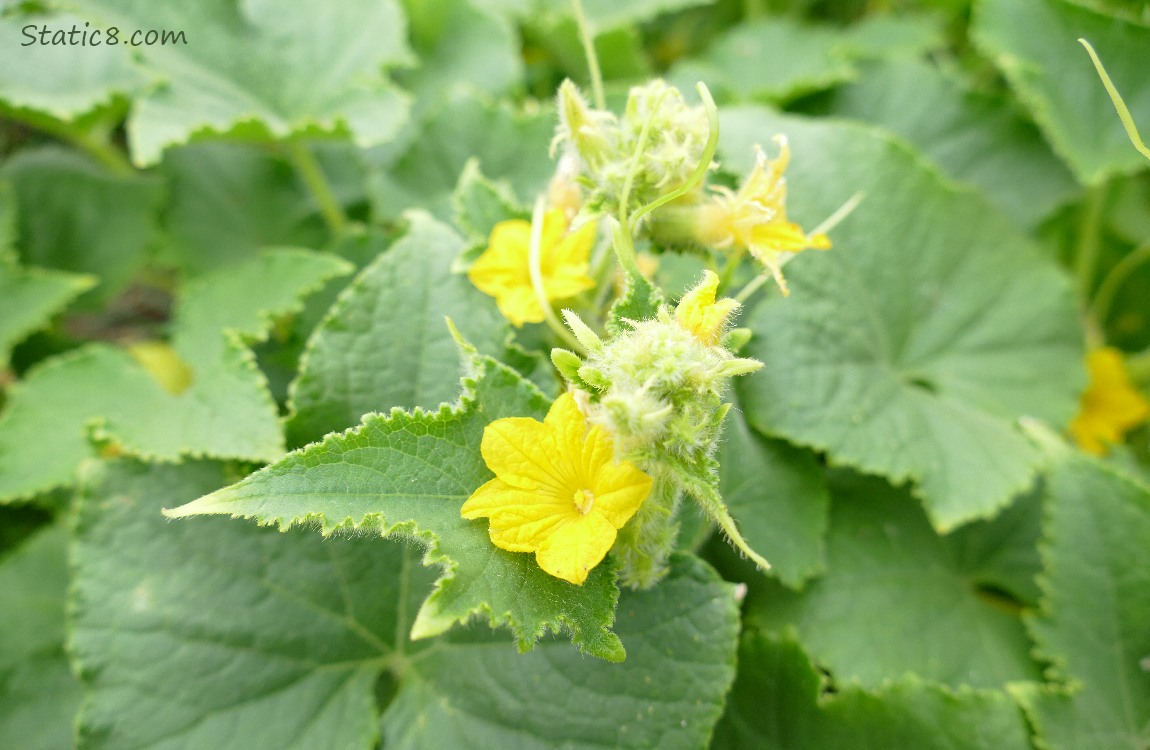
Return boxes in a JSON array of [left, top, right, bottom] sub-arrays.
[[0, 250, 353, 502], [286, 213, 508, 447], [171, 355, 627, 660]]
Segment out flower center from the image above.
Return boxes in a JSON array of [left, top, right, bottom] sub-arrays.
[[573, 488, 595, 515]]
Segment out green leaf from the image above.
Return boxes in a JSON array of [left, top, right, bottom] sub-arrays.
[[71, 459, 431, 750], [2, 147, 161, 303], [669, 18, 856, 105], [711, 631, 1032, 750], [1009, 455, 1150, 750], [73, 460, 738, 749], [285, 212, 508, 447], [717, 405, 828, 589], [451, 158, 526, 243], [169, 354, 628, 661], [0, 13, 144, 121], [744, 472, 1042, 690], [157, 142, 330, 276], [0, 250, 353, 502], [839, 13, 946, 60], [973, 0, 1150, 184], [0, 262, 95, 369], [397, 0, 523, 114], [367, 96, 555, 222], [728, 107, 1085, 530], [606, 270, 664, 337], [829, 59, 1080, 229], [381, 554, 739, 749], [69, 0, 412, 165], [0, 525, 82, 750]]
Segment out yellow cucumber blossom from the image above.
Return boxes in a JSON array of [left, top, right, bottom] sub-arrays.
[[467, 209, 596, 327], [1070, 347, 1150, 455], [461, 392, 653, 585], [697, 136, 831, 295], [674, 270, 739, 347]]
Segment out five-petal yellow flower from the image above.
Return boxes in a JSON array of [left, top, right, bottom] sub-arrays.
[[468, 209, 596, 327], [696, 136, 830, 295], [461, 392, 653, 585], [1070, 347, 1150, 456]]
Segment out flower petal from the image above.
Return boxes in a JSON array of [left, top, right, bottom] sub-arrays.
[[535, 512, 618, 585], [495, 286, 545, 327], [583, 426, 652, 528], [481, 416, 564, 490]]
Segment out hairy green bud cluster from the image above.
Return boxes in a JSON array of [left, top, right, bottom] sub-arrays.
[[554, 79, 710, 217], [552, 279, 764, 588]]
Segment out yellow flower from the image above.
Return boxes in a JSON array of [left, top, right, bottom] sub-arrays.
[[674, 270, 739, 346], [468, 209, 596, 327], [461, 392, 653, 585], [696, 136, 831, 295], [1070, 347, 1150, 456]]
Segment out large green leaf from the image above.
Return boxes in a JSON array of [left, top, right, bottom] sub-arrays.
[[381, 554, 738, 749], [829, 59, 1080, 229], [157, 142, 330, 275], [0, 13, 144, 122], [0, 250, 352, 502], [73, 459, 739, 749], [669, 18, 855, 105], [717, 405, 828, 589], [1009, 454, 1150, 750], [0, 525, 82, 750], [973, 0, 1150, 184], [2, 147, 161, 303], [728, 107, 1085, 530], [68, 0, 411, 165], [169, 354, 628, 660], [71, 459, 428, 750], [398, 0, 523, 114], [286, 213, 507, 447], [744, 472, 1042, 690], [711, 631, 1032, 750]]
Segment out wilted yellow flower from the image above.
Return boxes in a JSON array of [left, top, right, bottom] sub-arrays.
[[461, 392, 652, 585], [674, 270, 739, 346], [696, 136, 830, 295], [1070, 347, 1150, 455], [468, 209, 596, 327]]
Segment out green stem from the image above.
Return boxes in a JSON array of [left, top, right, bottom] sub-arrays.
[[1079, 38, 1150, 163], [18, 114, 134, 176], [733, 272, 771, 304], [528, 196, 587, 354], [1074, 182, 1109, 301], [1093, 241, 1150, 327], [288, 140, 348, 236], [570, 0, 606, 111]]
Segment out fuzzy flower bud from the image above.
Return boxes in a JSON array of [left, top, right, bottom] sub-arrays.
[[552, 272, 764, 588], [553, 79, 711, 218]]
